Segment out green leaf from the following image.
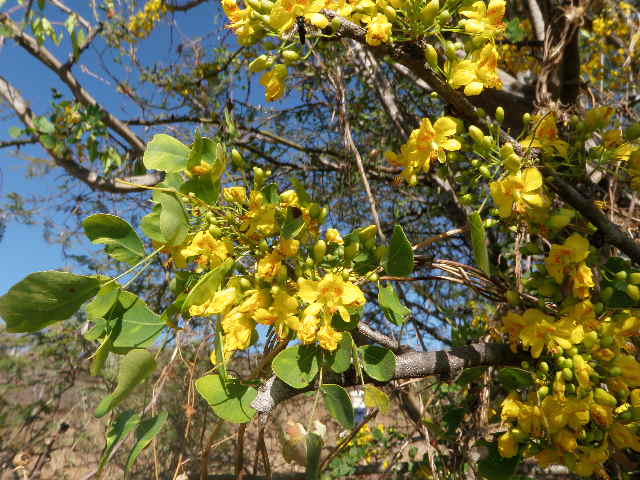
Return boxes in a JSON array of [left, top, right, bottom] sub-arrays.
[[321, 384, 354, 429], [456, 366, 488, 386], [86, 283, 120, 320], [0, 271, 101, 333], [83, 214, 146, 266], [469, 212, 490, 276], [359, 345, 396, 382], [8, 126, 22, 138], [331, 309, 360, 332], [99, 410, 140, 472], [281, 206, 305, 239], [272, 344, 319, 388], [143, 134, 190, 172], [110, 291, 165, 350], [305, 432, 322, 480], [182, 258, 233, 314], [384, 225, 413, 277], [505, 18, 526, 43], [156, 192, 189, 247], [95, 349, 156, 418], [261, 183, 280, 204], [363, 384, 390, 414], [497, 368, 534, 391], [327, 332, 352, 373], [188, 132, 214, 169], [125, 411, 168, 470], [195, 374, 257, 423], [378, 284, 411, 326], [140, 206, 165, 243], [0, 23, 13, 37], [478, 441, 520, 480], [34, 116, 55, 134], [180, 176, 220, 205]]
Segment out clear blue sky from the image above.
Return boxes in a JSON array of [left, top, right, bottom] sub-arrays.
[[0, 1, 231, 295]]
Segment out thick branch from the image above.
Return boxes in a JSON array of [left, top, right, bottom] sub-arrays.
[[0, 75, 161, 193], [251, 343, 516, 415], [0, 14, 145, 152]]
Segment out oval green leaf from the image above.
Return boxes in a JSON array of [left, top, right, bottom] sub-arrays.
[[363, 384, 390, 414], [0, 271, 101, 333], [497, 367, 535, 391], [384, 225, 413, 277], [359, 345, 396, 382], [83, 214, 145, 265], [95, 349, 156, 418], [143, 134, 189, 172], [378, 284, 411, 326], [327, 332, 352, 374], [156, 191, 189, 247], [126, 411, 168, 471], [195, 374, 257, 424], [272, 344, 319, 389], [321, 384, 354, 429]]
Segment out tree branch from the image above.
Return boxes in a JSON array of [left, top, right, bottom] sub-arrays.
[[0, 75, 161, 193], [0, 13, 145, 152], [251, 343, 517, 415]]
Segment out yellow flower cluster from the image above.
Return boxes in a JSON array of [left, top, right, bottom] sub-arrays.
[[384, 116, 461, 185], [127, 0, 168, 39], [174, 170, 375, 358]]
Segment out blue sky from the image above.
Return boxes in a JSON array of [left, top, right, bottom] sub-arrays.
[[0, 1, 224, 294]]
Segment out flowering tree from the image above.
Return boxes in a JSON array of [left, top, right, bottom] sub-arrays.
[[2, 0, 640, 478]]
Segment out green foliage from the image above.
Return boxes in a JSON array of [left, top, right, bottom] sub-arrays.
[[182, 258, 233, 313], [143, 134, 190, 172], [99, 410, 141, 472], [126, 411, 168, 470], [378, 283, 411, 326], [321, 384, 354, 429], [326, 332, 353, 374], [358, 345, 396, 382], [0, 271, 101, 333], [497, 367, 535, 391], [478, 441, 520, 480], [363, 384, 390, 413], [272, 344, 320, 388], [469, 212, 490, 276], [195, 374, 257, 424], [384, 225, 413, 277], [83, 214, 146, 265], [156, 191, 189, 246], [95, 349, 157, 418]]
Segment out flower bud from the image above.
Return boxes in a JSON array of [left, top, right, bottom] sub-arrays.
[[594, 387, 617, 407], [630, 272, 640, 285], [495, 106, 504, 124], [281, 50, 300, 63], [504, 154, 521, 173], [249, 54, 272, 73], [424, 44, 438, 68], [626, 284, 640, 302], [468, 125, 484, 144], [419, 0, 439, 24], [313, 239, 326, 263], [436, 8, 451, 24]]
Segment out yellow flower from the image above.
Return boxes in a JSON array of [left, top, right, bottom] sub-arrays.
[[572, 262, 595, 298], [221, 311, 255, 353], [298, 309, 321, 343], [518, 309, 583, 358], [254, 290, 299, 337], [317, 324, 342, 351], [365, 13, 393, 46], [277, 237, 300, 257], [326, 228, 344, 245], [256, 252, 282, 281], [553, 428, 578, 452], [501, 310, 528, 343], [180, 231, 233, 271], [500, 393, 543, 436], [572, 444, 608, 477], [449, 44, 502, 95], [223, 186, 247, 203], [189, 286, 239, 317], [489, 167, 549, 218], [610, 423, 640, 451], [544, 233, 590, 284], [521, 113, 569, 156], [260, 65, 288, 102], [241, 190, 278, 238], [498, 431, 518, 458], [385, 116, 461, 184], [613, 354, 640, 386], [459, 0, 506, 38], [298, 272, 366, 324]]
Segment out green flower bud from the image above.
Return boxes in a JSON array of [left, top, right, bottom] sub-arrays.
[[537, 386, 549, 399], [249, 54, 272, 73], [479, 165, 491, 178], [495, 106, 504, 124], [626, 284, 640, 302], [522, 112, 531, 125], [601, 286, 614, 301], [615, 270, 628, 281], [436, 9, 451, 24], [424, 44, 438, 68], [313, 239, 327, 263], [629, 272, 640, 285], [594, 387, 617, 407], [609, 367, 622, 377], [468, 125, 484, 144], [419, 0, 439, 24], [318, 207, 329, 223], [562, 368, 573, 381], [504, 153, 521, 173], [600, 335, 614, 348], [281, 50, 300, 63], [368, 272, 379, 282], [309, 203, 322, 219]]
